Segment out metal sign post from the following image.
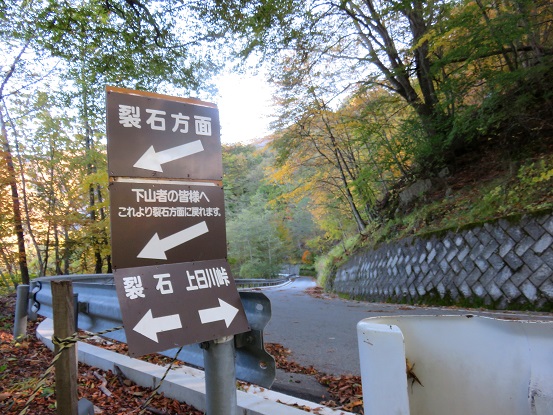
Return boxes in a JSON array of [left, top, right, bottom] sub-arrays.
[[106, 86, 249, 414], [203, 336, 237, 415]]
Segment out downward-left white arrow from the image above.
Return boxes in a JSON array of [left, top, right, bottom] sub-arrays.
[[198, 298, 239, 328], [133, 140, 204, 172], [137, 221, 209, 260], [133, 309, 182, 343]]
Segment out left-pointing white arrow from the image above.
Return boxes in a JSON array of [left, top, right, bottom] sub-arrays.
[[198, 298, 239, 328], [133, 309, 182, 343], [137, 221, 209, 260], [133, 140, 204, 172]]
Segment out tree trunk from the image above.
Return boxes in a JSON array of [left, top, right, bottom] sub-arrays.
[[341, 0, 443, 139], [0, 43, 30, 284], [80, 72, 103, 273], [96, 184, 112, 272], [0, 110, 30, 285], [55, 226, 63, 275], [63, 226, 71, 275]]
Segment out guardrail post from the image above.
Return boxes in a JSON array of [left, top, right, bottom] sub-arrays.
[[13, 284, 29, 341], [203, 335, 237, 415], [52, 280, 78, 415]]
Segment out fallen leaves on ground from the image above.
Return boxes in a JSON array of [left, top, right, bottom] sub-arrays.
[[1, 292, 363, 414], [317, 374, 364, 413], [264, 343, 318, 375], [304, 287, 337, 300], [266, 342, 364, 414], [0, 294, 202, 415]]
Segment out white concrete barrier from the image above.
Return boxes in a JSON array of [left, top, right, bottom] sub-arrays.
[[357, 315, 553, 415], [37, 318, 355, 415]]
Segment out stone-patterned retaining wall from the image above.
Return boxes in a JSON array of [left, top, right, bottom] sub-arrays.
[[332, 214, 553, 309]]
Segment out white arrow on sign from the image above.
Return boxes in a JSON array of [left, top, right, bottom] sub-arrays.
[[133, 309, 182, 342], [198, 298, 239, 328], [133, 140, 204, 172], [137, 221, 209, 260]]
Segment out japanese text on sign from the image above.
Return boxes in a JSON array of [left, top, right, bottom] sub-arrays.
[[131, 189, 209, 203], [118, 105, 212, 136], [122, 266, 230, 300], [118, 187, 221, 218], [118, 206, 221, 218]]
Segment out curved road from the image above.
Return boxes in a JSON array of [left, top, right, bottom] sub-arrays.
[[260, 276, 553, 377]]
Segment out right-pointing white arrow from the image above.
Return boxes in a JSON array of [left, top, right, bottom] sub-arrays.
[[137, 221, 209, 260], [133, 140, 204, 172], [133, 309, 182, 343], [198, 299, 239, 328]]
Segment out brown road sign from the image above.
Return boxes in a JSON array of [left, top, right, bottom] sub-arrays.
[[109, 180, 227, 270], [106, 87, 248, 356], [106, 86, 222, 181], [114, 259, 250, 357]]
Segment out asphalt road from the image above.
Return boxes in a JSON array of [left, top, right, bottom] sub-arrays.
[[261, 276, 553, 378]]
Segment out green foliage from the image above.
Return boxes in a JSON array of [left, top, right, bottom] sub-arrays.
[[0, 0, 231, 277], [0, 272, 20, 295], [471, 156, 553, 219], [315, 149, 553, 292], [222, 143, 265, 216], [226, 200, 287, 278], [223, 143, 326, 276], [424, 0, 553, 154], [224, 144, 295, 277], [315, 233, 362, 288], [2, 0, 553, 284], [33, 0, 213, 93], [299, 263, 316, 276]]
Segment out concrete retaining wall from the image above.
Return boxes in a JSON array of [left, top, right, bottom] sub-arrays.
[[332, 213, 553, 309]]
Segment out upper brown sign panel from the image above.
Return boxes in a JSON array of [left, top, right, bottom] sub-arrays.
[[106, 86, 222, 181]]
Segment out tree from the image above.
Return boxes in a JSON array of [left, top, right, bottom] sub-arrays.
[[203, 0, 553, 167], [0, 43, 33, 285], [200, 0, 454, 163], [269, 83, 416, 235], [223, 143, 311, 275], [0, 0, 225, 277], [222, 143, 265, 217], [20, 92, 88, 275], [227, 195, 288, 278], [32, 0, 219, 273], [421, 0, 553, 147]]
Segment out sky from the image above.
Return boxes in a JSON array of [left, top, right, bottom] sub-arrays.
[[213, 73, 276, 145]]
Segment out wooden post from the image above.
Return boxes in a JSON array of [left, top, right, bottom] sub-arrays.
[[52, 280, 78, 415]]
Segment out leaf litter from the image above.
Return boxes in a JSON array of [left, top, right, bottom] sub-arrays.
[[1, 291, 365, 414]]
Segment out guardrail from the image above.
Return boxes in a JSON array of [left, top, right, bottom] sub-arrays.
[[357, 315, 553, 415], [235, 276, 293, 289], [25, 274, 277, 388]]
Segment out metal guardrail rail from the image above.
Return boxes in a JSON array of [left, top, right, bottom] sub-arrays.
[[27, 274, 280, 388], [236, 276, 293, 289]]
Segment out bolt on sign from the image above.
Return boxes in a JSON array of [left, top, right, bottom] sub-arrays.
[[106, 86, 249, 355]]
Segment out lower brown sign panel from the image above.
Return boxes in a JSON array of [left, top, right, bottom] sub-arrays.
[[114, 259, 249, 357]]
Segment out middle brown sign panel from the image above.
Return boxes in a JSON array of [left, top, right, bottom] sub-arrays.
[[110, 181, 227, 270]]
